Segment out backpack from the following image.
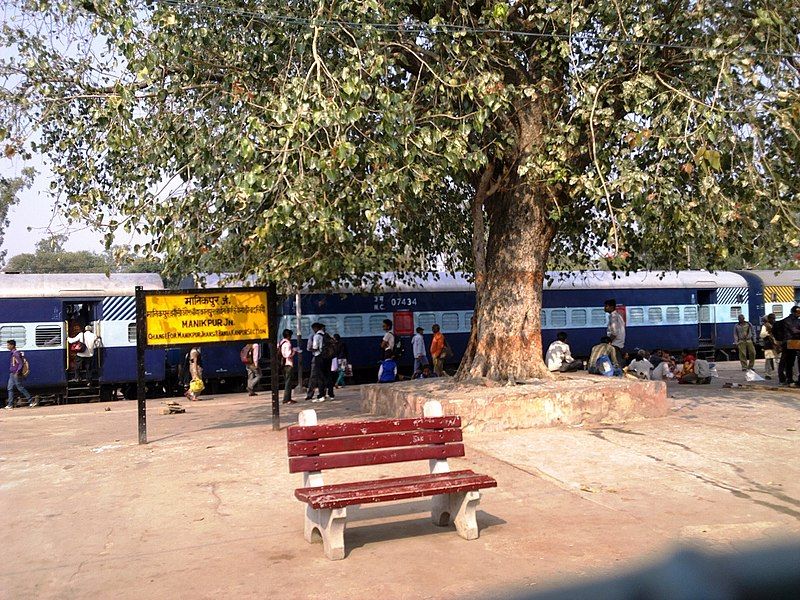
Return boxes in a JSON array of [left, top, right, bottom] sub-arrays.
[[320, 332, 337, 360], [240, 344, 254, 365], [19, 353, 30, 379], [596, 355, 614, 377]]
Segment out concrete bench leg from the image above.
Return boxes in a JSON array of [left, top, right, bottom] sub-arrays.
[[451, 490, 481, 540], [431, 494, 451, 526], [304, 505, 347, 560]]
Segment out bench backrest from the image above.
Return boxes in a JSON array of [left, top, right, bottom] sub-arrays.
[[287, 415, 463, 474]]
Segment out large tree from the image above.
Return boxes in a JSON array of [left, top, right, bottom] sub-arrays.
[[2, 1, 798, 379], [0, 169, 33, 267]]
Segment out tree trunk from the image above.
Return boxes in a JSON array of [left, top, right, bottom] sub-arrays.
[[456, 184, 556, 380], [456, 106, 557, 381]]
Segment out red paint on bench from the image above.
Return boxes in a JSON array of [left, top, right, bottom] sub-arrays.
[[288, 428, 463, 457], [294, 470, 497, 509], [288, 443, 465, 473], [286, 416, 461, 441]]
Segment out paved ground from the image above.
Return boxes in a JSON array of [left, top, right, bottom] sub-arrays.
[[1, 362, 798, 599]]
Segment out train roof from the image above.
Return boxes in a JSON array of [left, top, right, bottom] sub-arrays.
[[0, 273, 164, 298], [185, 270, 748, 293], [741, 270, 800, 287]]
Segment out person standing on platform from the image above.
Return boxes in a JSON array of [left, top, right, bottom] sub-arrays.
[[412, 326, 428, 376], [278, 329, 298, 404], [430, 324, 447, 377], [734, 314, 756, 371], [380, 319, 395, 358], [781, 306, 800, 387], [245, 342, 261, 396], [185, 346, 203, 401], [305, 323, 325, 402], [760, 314, 778, 379], [333, 334, 349, 388], [604, 299, 626, 366]]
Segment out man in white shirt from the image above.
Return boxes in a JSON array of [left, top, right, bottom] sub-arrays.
[[604, 299, 626, 365], [305, 323, 326, 402], [380, 319, 395, 359], [67, 324, 99, 381], [545, 332, 583, 372], [411, 327, 428, 375], [278, 329, 298, 404], [626, 350, 653, 379]]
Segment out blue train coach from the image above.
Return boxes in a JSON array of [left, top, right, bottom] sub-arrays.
[[0, 273, 166, 403], [277, 270, 754, 372]]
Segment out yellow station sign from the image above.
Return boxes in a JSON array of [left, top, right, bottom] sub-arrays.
[[143, 289, 269, 346]]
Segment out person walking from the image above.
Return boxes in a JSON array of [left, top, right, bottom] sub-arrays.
[[760, 314, 778, 379], [734, 314, 756, 371], [411, 326, 428, 376], [305, 323, 325, 402], [244, 342, 261, 396], [5, 340, 37, 409], [430, 324, 448, 377], [278, 329, 298, 404], [604, 299, 626, 366], [185, 346, 203, 401]]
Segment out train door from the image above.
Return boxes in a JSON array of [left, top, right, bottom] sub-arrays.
[[63, 301, 101, 380], [697, 290, 716, 345]]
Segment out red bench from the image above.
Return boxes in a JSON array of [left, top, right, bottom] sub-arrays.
[[287, 400, 497, 560]]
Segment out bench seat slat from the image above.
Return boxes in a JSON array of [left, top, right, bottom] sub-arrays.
[[288, 443, 465, 473], [294, 470, 498, 509], [287, 416, 461, 441], [288, 429, 463, 456]]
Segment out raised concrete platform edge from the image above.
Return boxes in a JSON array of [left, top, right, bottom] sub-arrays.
[[361, 375, 669, 432]]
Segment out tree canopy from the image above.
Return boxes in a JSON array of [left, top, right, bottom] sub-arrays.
[[0, 169, 33, 267], [2, 0, 798, 378]]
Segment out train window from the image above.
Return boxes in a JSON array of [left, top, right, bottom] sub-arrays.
[[127, 323, 137, 343], [319, 317, 339, 335], [571, 309, 587, 327], [441, 312, 459, 332], [551, 310, 567, 327], [730, 306, 742, 319], [464, 312, 474, 329], [772, 305, 784, 319], [416, 313, 436, 330], [287, 316, 312, 337], [540, 310, 547, 327], [648, 307, 663, 323], [628, 307, 644, 324], [684, 306, 698, 322], [369, 315, 387, 334], [590, 309, 606, 326], [35, 325, 62, 347], [666, 307, 681, 323], [0, 326, 26, 346], [343, 316, 363, 335]]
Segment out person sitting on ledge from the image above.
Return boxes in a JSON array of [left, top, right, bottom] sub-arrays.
[[545, 331, 584, 373], [378, 351, 398, 383], [413, 364, 438, 379]]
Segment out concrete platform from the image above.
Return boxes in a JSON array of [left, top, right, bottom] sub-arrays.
[[1, 362, 798, 599], [361, 374, 669, 432]]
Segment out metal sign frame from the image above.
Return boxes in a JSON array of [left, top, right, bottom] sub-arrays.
[[134, 285, 280, 444]]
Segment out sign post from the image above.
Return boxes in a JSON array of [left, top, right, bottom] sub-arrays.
[[135, 286, 147, 445], [136, 286, 273, 443], [268, 284, 280, 431]]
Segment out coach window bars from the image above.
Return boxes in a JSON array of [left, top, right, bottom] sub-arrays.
[[416, 313, 436, 331], [35, 325, 62, 347], [571, 309, 587, 327], [772, 305, 784, 319], [590, 309, 606, 326], [441, 312, 459, 332], [730, 306, 742, 319], [540, 310, 547, 328], [648, 307, 663, 323], [128, 322, 137, 343], [629, 307, 644, 325], [0, 325, 26, 346], [319, 317, 339, 335], [551, 309, 567, 328], [464, 312, 474, 330], [343, 316, 363, 335], [684, 306, 698, 322], [666, 307, 681, 324], [369, 315, 387, 334]]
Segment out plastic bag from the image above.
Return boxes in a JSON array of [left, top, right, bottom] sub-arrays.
[[189, 378, 205, 393], [745, 369, 764, 382]]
